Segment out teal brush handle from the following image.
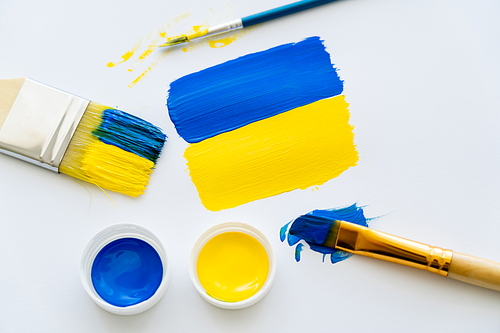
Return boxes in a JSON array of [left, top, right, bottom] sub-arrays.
[[241, 0, 338, 27]]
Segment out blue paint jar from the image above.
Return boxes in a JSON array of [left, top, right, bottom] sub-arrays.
[[81, 224, 169, 315]]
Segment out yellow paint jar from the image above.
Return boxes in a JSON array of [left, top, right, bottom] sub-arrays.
[[189, 223, 276, 309]]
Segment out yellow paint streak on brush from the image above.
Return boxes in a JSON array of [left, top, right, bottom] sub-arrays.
[[180, 25, 209, 41], [184, 95, 358, 211], [59, 103, 154, 197]]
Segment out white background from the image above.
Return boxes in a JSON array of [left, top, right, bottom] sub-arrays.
[[1, 0, 500, 332]]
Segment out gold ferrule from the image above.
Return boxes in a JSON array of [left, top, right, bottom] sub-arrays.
[[335, 221, 453, 276]]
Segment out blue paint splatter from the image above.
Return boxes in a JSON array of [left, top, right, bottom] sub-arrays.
[[279, 222, 290, 242], [167, 36, 344, 143], [281, 204, 370, 264], [93, 109, 167, 163]]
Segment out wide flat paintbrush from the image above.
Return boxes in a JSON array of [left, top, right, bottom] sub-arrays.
[[289, 215, 500, 291], [0, 78, 166, 197]]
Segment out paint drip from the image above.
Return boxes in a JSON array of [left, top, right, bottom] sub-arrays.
[[280, 204, 371, 263]]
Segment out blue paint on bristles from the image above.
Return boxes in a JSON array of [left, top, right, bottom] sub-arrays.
[[95, 109, 166, 163], [281, 204, 369, 263]]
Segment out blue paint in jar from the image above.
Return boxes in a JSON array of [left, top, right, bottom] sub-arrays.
[[91, 238, 163, 307]]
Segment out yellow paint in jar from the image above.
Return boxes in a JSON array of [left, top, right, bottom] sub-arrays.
[[196, 232, 269, 302]]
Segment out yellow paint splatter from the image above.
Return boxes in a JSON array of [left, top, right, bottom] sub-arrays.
[[107, 48, 138, 67], [185, 95, 358, 211], [107, 7, 258, 87], [209, 35, 237, 48], [208, 26, 254, 48], [105, 12, 190, 71], [128, 49, 172, 88]]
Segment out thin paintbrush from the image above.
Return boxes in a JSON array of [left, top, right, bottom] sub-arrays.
[[0, 78, 166, 197], [159, 0, 338, 47], [289, 215, 500, 291]]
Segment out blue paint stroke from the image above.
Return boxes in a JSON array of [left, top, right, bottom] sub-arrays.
[[281, 204, 370, 263], [167, 36, 344, 143], [93, 109, 167, 163]]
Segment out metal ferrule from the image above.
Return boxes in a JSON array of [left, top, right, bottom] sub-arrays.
[[335, 221, 453, 276], [193, 19, 243, 41], [0, 79, 89, 172]]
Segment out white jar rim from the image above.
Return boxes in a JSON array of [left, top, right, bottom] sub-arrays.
[[189, 222, 276, 310], [80, 224, 169, 315]]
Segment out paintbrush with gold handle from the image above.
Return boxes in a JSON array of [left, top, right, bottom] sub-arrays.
[[289, 215, 500, 291]]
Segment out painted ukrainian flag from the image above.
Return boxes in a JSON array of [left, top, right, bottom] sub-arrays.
[[167, 37, 358, 211]]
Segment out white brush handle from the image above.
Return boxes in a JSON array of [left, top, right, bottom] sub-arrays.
[[448, 252, 500, 291]]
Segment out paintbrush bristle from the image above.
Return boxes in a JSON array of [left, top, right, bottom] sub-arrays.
[[160, 36, 188, 47], [289, 215, 341, 248], [59, 102, 166, 197]]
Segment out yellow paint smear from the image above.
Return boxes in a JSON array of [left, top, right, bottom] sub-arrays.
[[208, 27, 252, 49], [107, 47, 139, 68], [197, 232, 269, 302], [185, 95, 358, 211], [59, 102, 154, 197], [208, 35, 238, 48]]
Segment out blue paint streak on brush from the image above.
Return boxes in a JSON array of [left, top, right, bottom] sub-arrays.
[[167, 36, 343, 143], [94, 109, 167, 163], [282, 204, 369, 263]]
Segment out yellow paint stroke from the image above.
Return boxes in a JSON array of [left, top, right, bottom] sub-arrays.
[[197, 232, 269, 302], [184, 95, 358, 211]]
